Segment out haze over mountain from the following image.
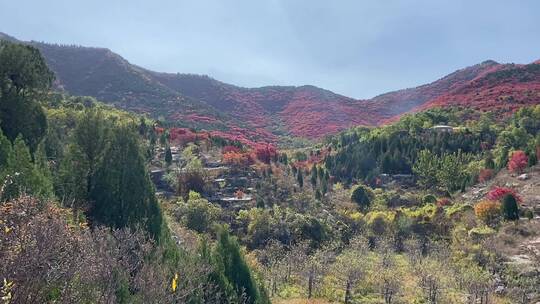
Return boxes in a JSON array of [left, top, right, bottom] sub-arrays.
[[2, 32, 539, 140]]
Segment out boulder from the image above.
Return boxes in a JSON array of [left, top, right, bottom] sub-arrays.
[[517, 173, 530, 180]]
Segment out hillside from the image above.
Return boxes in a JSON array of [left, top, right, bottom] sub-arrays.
[[2, 32, 539, 141], [151, 72, 374, 137], [3, 39, 540, 301], [421, 62, 540, 113], [367, 60, 502, 118]]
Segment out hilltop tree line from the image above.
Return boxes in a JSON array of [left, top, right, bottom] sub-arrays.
[[325, 107, 539, 192]]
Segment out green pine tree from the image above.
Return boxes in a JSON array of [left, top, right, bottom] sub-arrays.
[[56, 144, 88, 210], [0, 42, 53, 153], [501, 193, 519, 221], [212, 227, 270, 304], [310, 165, 318, 187], [90, 126, 163, 240], [165, 145, 173, 167], [351, 184, 374, 213], [3, 136, 47, 200], [73, 108, 108, 195], [0, 129, 12, 169], [33, 142, 54, 199]]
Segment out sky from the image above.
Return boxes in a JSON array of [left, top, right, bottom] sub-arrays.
[[2, 0, 540, 99]]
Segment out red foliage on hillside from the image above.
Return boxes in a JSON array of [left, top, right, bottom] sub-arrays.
[[222, 145, 241, 153], [253, 144, 277, 164], [154, 73, 376, 138], [486, 186, 523, 203], [437, 198, 452, 207], [222, 151, 254, 167], [416, 62, 540, 115], [478, 169, 495, 183], [168, 60, 540, 139], [13, 33, 540, 141], [369, 60, 503, 120], [169, 128, 209, 145], [508, 150, 528, 173]]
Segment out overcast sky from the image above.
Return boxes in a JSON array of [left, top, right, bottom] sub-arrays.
[[2, 0, 540, 99]]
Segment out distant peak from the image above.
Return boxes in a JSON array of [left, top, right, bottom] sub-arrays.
[[533, 59, 540, 65]]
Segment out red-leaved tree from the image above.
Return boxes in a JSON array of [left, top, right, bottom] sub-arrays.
[[486, 186, 522, 203], [254, 144, 277, 164], [507, 150, 528, 174], [478, 169, 494, 183]]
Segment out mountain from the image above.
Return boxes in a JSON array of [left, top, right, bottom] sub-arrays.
[[366, 60, 502, 119], [420, 62, 540, 113], [2, 32, 539, 140], [150, 73, 375, 138]]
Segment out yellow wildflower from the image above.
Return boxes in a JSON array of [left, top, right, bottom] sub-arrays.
[[171, 273, 178, 292]]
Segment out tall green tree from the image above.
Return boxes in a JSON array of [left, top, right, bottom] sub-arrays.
[[413, 150, 439, 189], [501, 193, 519, 221], [310, 166, 318, 187], [350, 184, 375, 213], [55, 144, 89, 210], [0, 129, 12, 169], [165, 145, 172, 167], [73, 108, 108, 194], [89, 126, 163, 240], [2, 136, 51, 200], [212, 227, 270, 304], [436, 150, 472, 193], [297, 169, 304, 188], [0, 42, 53, 152]]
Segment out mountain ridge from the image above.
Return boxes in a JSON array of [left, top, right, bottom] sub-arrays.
[[2, 32, 539, 140]]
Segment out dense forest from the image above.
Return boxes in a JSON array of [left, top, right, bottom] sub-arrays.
[[1, 40, 540, 304]]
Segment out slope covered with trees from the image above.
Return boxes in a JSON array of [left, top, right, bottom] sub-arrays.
[[0, 40, 269, 303], [2, 32, 539, 142]]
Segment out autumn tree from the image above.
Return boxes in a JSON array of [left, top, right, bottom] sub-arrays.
[[176, 144, 207, 200], [474, 200, 501, 226], [459, 261, 493, 304], [300, 245, 332, 299], [256, 240, 287, 297], [375, 240, 402, 304], [416, 250, 448, 304], [486, 186, 522, 203], [507, 150, 528, 174]]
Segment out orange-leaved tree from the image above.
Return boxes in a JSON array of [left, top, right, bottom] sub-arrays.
[[474, 200, 501, 226]]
